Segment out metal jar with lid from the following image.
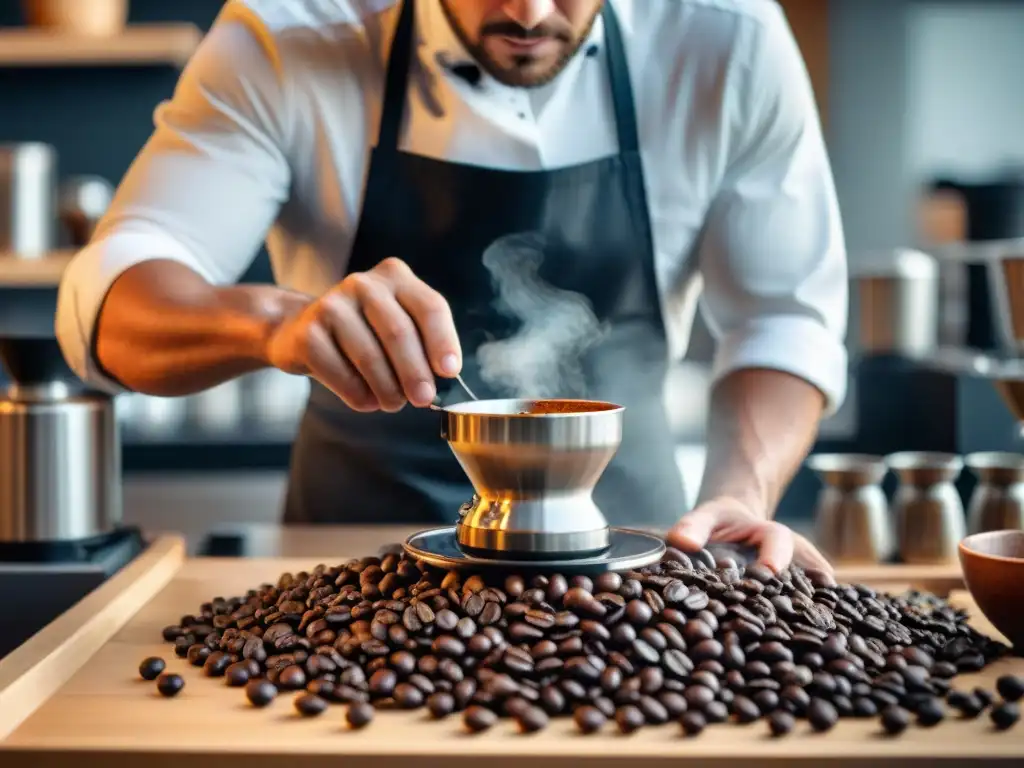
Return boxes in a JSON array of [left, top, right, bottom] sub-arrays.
[[851, 248, 940, 359], [0, 335, 121, 542]]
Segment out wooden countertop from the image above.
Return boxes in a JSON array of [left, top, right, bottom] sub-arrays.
[[0, 532, 1020, 767]]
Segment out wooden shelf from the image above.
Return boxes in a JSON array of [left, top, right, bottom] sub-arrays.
[[0, 23, 202, 68]]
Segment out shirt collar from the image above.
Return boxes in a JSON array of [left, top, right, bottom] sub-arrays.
[[417, 0, 607, 88]]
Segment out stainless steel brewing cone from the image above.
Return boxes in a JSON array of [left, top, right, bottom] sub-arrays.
[[438, 398, 624, 559]]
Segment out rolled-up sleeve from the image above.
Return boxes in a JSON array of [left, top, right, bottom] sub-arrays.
[[697, 6, 848, 414], [55, 4, 291, 392]]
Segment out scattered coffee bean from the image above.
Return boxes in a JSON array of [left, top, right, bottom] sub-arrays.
[[156, 673, 184, 697], [680, 711, 707, 737], [881, 706, 910, 735], [346, 702, 375, 729], [225, 662, 250, 687], [996, 676, 1024, 703], [246, 679, 277, 707], [808, 698, 838, 732], [991, 702, 1020, 731], [516, 706, 549, 733], [575, 705, 607, 734], [138, 657, 165, 681], [768, 710, 795, 737], [295, 693, 328, 717], [916, 697, 944, 727], [616, 705, 645, 734], [464, 705, 498, 732]]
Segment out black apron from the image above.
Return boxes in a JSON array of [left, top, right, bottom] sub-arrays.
[[284, 0, 686, 528]]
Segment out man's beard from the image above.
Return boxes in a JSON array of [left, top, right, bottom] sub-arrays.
[[440, 2, 602, 89]]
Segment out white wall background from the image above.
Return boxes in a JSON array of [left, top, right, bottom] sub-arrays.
[[906, 2, 1024, 181]]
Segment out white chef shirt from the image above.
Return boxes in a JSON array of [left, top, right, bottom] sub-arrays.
[[55, 0, 849, 411]]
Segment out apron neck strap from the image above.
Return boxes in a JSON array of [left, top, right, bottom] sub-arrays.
[[377, 0, 641, 154]]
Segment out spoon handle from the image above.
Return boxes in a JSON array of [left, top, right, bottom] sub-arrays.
[[456, 374, 479, 401]]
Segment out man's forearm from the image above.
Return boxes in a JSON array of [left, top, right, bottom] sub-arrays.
[[695, 368, 826, 518], [93, 260, 311, 396]]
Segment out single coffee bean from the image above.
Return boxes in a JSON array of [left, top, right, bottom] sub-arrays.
[[246, 679, 277, 707], [294, 693, 328, 717], [369, 669, 397, 697], [704, 700, 729, 724], [853, 697, 878, 718], [680, 711, 707, 736], [516, 705, 549, 733], [684, 685, 715, 710], [880, 705, 910, 735], [916, 697, 944, 727], [394, 682, 424, 709], [691, 639, 723, 663], [996, 675, 1024, 703], [203, 651, 231, 678], [991, 701, 1020, 731], [616, 705, 645, 734], [808, 698, 838, 732], [156, 673, 184, 697], [768, 710, 795, 737], [225, 662, 251, 687], [464, 705, 497, 732], [139, 657, 166, 681], [277, 665, 307, 690], [187, 644, 210, 667], [427, 692, 455, 719], [639, 695, 669, 725], [659, 691, 687, 718], [346, 702, 375, 729], [575, 705, 607, 734], [731, 695, 760, 724]]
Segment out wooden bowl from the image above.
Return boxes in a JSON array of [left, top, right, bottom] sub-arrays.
[[959, 530, 1024, 651]]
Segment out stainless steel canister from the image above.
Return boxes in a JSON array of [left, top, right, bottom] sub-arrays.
[[964, 452, 1024, 535], [806, 454, 894, 564], [887, 452, 965, 564], [852, 248, 939, 359], [0, 143, 57, 257]]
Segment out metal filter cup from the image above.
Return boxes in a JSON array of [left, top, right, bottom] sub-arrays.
[[439, 398, 624, 559]]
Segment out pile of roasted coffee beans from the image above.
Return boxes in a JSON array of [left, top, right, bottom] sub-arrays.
[[142, 544, 1024, 736]]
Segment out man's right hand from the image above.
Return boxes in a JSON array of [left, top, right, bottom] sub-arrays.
[[264, 258, 462, 412]]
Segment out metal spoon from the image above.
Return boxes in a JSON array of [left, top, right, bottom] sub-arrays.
[[429, 374, 478, 411]]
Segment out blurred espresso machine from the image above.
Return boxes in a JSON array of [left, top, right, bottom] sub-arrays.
[[848, 174, 1024, 451]]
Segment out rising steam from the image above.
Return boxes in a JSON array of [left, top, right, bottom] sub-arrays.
[[475, 231, 609, 398]]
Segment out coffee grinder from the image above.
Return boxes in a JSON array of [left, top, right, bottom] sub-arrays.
[[0, 290, 143, 659]]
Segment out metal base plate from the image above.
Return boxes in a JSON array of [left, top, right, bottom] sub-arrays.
[[403, 526, 666, 574]]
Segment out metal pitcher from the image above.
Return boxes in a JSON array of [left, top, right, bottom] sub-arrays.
[[965, 452, 1024, 534], [806, 453, 894, 564], [887, 452, 965, 564]]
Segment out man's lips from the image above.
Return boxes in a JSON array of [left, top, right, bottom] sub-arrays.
[[496, 35, 556, 53]]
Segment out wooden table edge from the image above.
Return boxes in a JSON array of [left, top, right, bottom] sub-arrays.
[[0, 534, 187, 740]]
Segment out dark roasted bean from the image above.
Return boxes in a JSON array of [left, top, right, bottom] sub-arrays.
[[808, 698, 838, 732], [156, 673, 184, 697], [575, 705, 607, 734], [881, 705, 910, 735], [346, 702, 375, 729], [139, 657, 166, 681], [615, 705, 645, 734], [680, 711, 707, 736], [991, 702, 1020, 731]]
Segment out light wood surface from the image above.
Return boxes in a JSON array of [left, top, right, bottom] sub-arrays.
[[0, 23, 201, 68], [1, 550, 1018, 767], [0, 535, 186, 741], [0, 251, 74, 287]]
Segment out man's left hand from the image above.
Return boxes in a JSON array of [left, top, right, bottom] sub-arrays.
[[666, 496, 832, 574]]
